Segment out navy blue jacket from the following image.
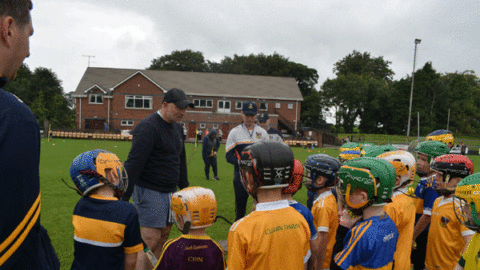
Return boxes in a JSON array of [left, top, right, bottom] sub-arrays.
[[202, 134, 220, 158]]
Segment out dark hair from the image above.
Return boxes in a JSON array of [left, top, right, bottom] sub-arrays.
[[0, 0, 33, 26]]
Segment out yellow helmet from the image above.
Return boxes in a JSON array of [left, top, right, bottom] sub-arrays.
[[171, 187, 217, 233], [426, 129, 454, 147], [377, 150, 416, 189], [454, 173, 480, 232]]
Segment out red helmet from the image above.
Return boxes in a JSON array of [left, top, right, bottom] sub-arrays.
[[283, 159, 304, 195], [430, 154, 474, 195]]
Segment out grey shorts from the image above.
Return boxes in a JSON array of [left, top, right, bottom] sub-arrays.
[[132, 185, 174, 228]]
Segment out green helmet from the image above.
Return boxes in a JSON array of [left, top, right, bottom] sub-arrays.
[[338, 157, 396, 208], [454, 173, 480, 232], [415, 140, 450, 163], [363, 145, 397, 158]]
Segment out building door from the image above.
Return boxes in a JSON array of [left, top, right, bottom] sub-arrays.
[[221, 124, 229, 140], [188, 123, 196, 139], [85, 119, 105, 130], [218, 100, 231, 113]]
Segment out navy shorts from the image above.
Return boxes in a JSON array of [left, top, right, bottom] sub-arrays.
[[132, 185, 174, 228]]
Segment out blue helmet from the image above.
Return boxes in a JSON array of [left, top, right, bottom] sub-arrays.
[[304, 154, 341, 191], [70, 149, 128, 197]]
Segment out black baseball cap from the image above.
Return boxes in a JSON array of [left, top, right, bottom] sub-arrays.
[[163, 88, 194, 109], [242, 101, 257, 115], [258, 113, 269, 123]]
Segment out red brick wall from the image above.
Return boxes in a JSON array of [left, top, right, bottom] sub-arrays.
[[75, 75, 301, 138]]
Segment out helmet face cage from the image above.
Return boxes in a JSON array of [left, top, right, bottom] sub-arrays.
[[171, 187, 217, 232], [239, 151, 260, 198], [453, 173, 480, 232], [453, 196, 480, 232], [283, 159, 304, 195]]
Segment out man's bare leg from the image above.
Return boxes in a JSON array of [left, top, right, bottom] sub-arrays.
[[136, 225, 172, 270]]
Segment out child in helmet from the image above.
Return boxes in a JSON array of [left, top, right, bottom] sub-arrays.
[[282, 159, 320, 269], [411, 140, 450, 270], [453, 173, 480, 270], [69, 149, 143, 270], [334, 157, 398, 270], [424, 154, 475, 270], [378, 150, 417, 270], [304, 154, 342, 270], [153, 186, 225, 270], [228, 141, 311, 270]]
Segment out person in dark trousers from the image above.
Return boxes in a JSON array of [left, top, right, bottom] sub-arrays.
[[202, 128, 220, 180], [121, 88, 193, 270], [0, 1, 60, 269]]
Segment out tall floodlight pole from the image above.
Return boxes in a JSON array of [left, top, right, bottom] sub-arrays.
[[447, 108, 450, 130], [406, 39, 422, 143]]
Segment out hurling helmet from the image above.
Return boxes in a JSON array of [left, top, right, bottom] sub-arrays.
[[239, 142, 294, 199], [283, 159, 304, 195], [171, 187, 217, 233], [304, 154, 341, 191], [454, 173, 480, 232], [363, 145, 397, 158], [70, 149, 128, 197], [430, 154, 474, 195], [377, 150, 417, 189]]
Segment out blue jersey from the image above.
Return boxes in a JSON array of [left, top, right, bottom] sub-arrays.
[[71, 194, 143, 270], [334, 214, 398, 270], [414, 175, 439, 216], [289, 200, 318, 240]]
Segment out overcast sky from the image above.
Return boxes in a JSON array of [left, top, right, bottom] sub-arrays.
[[26, 0, 479, 98]]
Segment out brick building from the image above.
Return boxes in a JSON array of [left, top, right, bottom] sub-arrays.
[[72, 67, 303, 140]]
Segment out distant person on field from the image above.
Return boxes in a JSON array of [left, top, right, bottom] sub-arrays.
[[0, 1, 60, 269], [227, 141, 311, 269], [202, 128, 220, 180], [257, 113, 284, 142], [154, 186, 225, 270], [69, 149, 143, 270]]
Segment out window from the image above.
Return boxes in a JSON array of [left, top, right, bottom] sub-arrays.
[[275, 103, 281, 109], [288, 103, 294, 109], [200, 123, 206, 129], [218, 100, 231, 113], [121, 120, 134, 126], [259, 102, 268, 111], [213, 124, 218, 129], [193, 99, 213, 108], [236, 101, 243, 110], [89, 94, 103, 104], [125, 95, 152, 109]]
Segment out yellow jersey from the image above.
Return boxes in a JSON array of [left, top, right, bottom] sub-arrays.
[[384, 188, 416, 270], [458, 232, 480, 270], [425, 196, 475, 270], [227, 200, 310, 270], [311, 190, 339, 269]]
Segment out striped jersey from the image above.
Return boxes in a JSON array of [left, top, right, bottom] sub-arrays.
[[414, 175, 439, 216], [154, 234, 225, 270], [227, 200, 311, 270], [225, 124, 269, 170], [311, 190, 339, 269], [384, 187, 416, 270], [334, 214, 398, 270], [425, 196, 475, 270], [71, 194, 143, 270]]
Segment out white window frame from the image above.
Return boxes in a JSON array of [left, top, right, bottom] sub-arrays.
[[89, 94, 103, 104], [213, 124, 218, 129], [200, 123, 206, 129], [121, 120, 134, 126], [218, 100, 231, 113], [125, 95, 153, 109], [259, 102, 268, 111], [288, 103, 294, 109], [275, 103, 281, 109], [236, 101, 243, 110], [193, 99, 213, 108]]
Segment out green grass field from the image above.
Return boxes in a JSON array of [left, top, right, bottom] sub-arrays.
[[39, 138, 340, 269]]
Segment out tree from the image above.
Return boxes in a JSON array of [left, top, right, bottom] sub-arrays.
[[148, 49, 209, 72], [334, 50, 394, 81]]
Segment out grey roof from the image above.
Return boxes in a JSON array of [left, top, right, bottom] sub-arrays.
[[73, 67, 304, 101]]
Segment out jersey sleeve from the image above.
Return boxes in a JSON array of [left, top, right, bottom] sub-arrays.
[[227, 222, 247, 270], [123, 208, 143, 254], [422, 187, 439, 215], [225, 129, 237, 153]]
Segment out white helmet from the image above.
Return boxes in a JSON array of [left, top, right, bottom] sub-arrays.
[[377, 150, 417, 189]]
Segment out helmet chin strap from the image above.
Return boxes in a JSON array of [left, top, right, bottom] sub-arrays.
[[182, 221, 191, 234]]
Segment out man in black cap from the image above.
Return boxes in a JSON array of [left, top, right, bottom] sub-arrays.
[[258, 113, 284, 143], [225, 101, 269, 221], [122, 88, 193, 270]]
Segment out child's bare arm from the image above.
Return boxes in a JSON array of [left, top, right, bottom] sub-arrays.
[[124, 252, 138, 270]]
